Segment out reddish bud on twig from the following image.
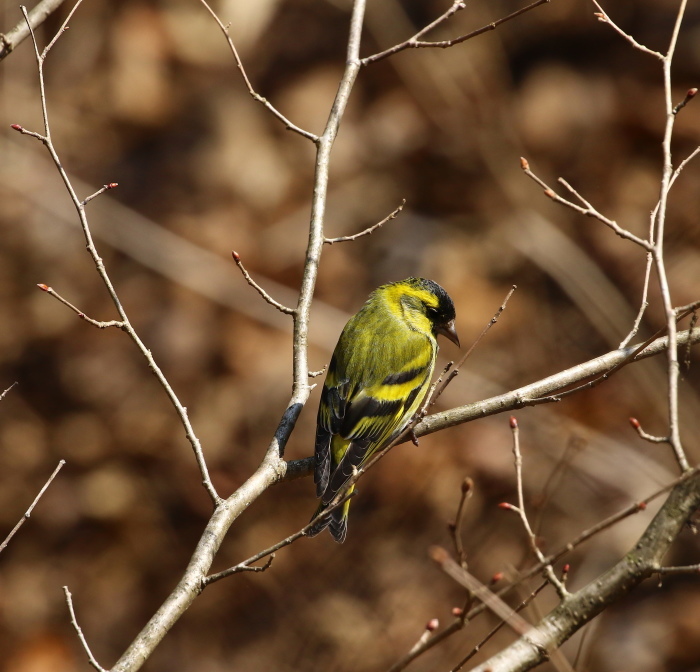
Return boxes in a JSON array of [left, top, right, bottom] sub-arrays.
[[37, 283, 50, 292], [426, 618, 439, 632], [461, 477, 474, 494], [563, 563, 570, 573], [498, 502, 514, 511], [629, 417, 640, 429], [637, 501, 647, 511], [520, 157, 529, 170], [509, 416, 518, 429], [544, 188, 556, 199], [451, 607, 464, 617], [231, 250, 241, 262], [11, 124, 23, 131], [688, 88, 698, 98], [490, 571, 504, 585], [106, 182, 118, 190]]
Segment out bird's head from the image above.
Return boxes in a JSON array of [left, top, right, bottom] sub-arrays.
[[390, 277, 460, 347]]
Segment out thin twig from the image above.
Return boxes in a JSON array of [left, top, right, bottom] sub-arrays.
[[672, 87, 697, 115], [628, 417, 668, 444], [63, 586, 107, 672], [197, 0, 318, 142], [430, 546, 533, 636], [36, 284, 125, 329], [285, 325, 700, 481], [520, 158, 652, 250], [507, 417, 569, 598], [81, 182, 118, 207], [18, 3, 221, 505], [590, 0, 664, 59], [324, 199, 405, 244], [448, 477, 474, 566], [0, 460, 65, 554], [652, 0, 690, 473], [204, 489, 355, 585], [362, 0, 550, 66], [0, 0, 68, 61], [653, 564, 700, 576], [431, 285, 517, 408], [451, 581, 548, 672], [231, 251, 295, 315], [0, 381, 18, 401], [382, 465, 700, 672]]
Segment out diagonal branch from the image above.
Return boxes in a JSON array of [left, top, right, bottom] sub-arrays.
[[0, 0, 68, 61], [198, 0, 318, 142], [362, 0, 550, 65]]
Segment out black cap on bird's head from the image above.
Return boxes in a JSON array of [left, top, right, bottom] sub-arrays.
[[403, 277, 460, 347]]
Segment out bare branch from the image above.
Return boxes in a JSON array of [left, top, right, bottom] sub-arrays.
[[63, 586, 107, 672], [362, 0, 550, 66], [520, 157, 652, 250], [673, 87, 697, 115], [448, 477, 474, 566], [590, 1, 664, 59], [469, 470, 700, 671], [628, 417, 668, 444], [0, 382, 18, 401], [231, 251, 296, 315], [653, 564, 700, 576], [16, 7, 221, 506], [430, 546, 533, 637], [0, 460, 65, 554], [507, 417, 568, 598], [82, 182, 118, 207], [284, 325, 700, 480], [0, 0, 68, 61], [197, 0, 318, 142], [324, 199, 405, 244], [450, 582, 548, 672], [37, 284, 125, 329], [431, 284, 517, 408], [204, 491, 354, 586]]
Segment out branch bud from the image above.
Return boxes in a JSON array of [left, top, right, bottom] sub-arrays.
[[451, 607, 464, 617], [231, 250, 241, 262], [519, 157, 529, 170], [490, 571, 504, 585], [498, 502, 514, 511], [461, 476, 474, 494], [106, 182, 118, 190], [509, 416, 518, 429], [426, 618, 439, 632], [37, 283, 50, 292], [544, 188, 556, 199], [10, 124, 22, 131], [629, 417, 640, 429]]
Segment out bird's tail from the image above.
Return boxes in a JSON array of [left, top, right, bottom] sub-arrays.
[[305, 485, 354, 543]]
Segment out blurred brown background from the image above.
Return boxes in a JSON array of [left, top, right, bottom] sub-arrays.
[[1, 0, 700, 670]]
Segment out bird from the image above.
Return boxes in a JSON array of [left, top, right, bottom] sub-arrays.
[[306, 277, 459, 542]]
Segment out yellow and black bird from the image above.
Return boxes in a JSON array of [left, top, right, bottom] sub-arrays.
[[307, 277, 459, 542]]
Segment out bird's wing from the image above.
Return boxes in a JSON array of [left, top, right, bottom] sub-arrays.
[[321, 334, 436, 504], [314, 354, 350, 497]]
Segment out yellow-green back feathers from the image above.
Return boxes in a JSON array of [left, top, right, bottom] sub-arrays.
[[307, 278, 459, 542]]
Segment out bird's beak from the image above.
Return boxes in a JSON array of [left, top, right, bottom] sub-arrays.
[[437, 319, 460, 347]]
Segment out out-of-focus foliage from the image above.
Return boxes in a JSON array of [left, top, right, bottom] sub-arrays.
[[0, 0, 699, 670]]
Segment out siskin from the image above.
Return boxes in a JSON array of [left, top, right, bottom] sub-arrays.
[[306, 277, 459, 542]]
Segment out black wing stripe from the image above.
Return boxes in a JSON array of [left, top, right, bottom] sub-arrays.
[[382, 367, 424, 385]]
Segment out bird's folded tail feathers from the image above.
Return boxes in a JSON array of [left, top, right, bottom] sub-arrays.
[[305, 486, 353, 543]]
